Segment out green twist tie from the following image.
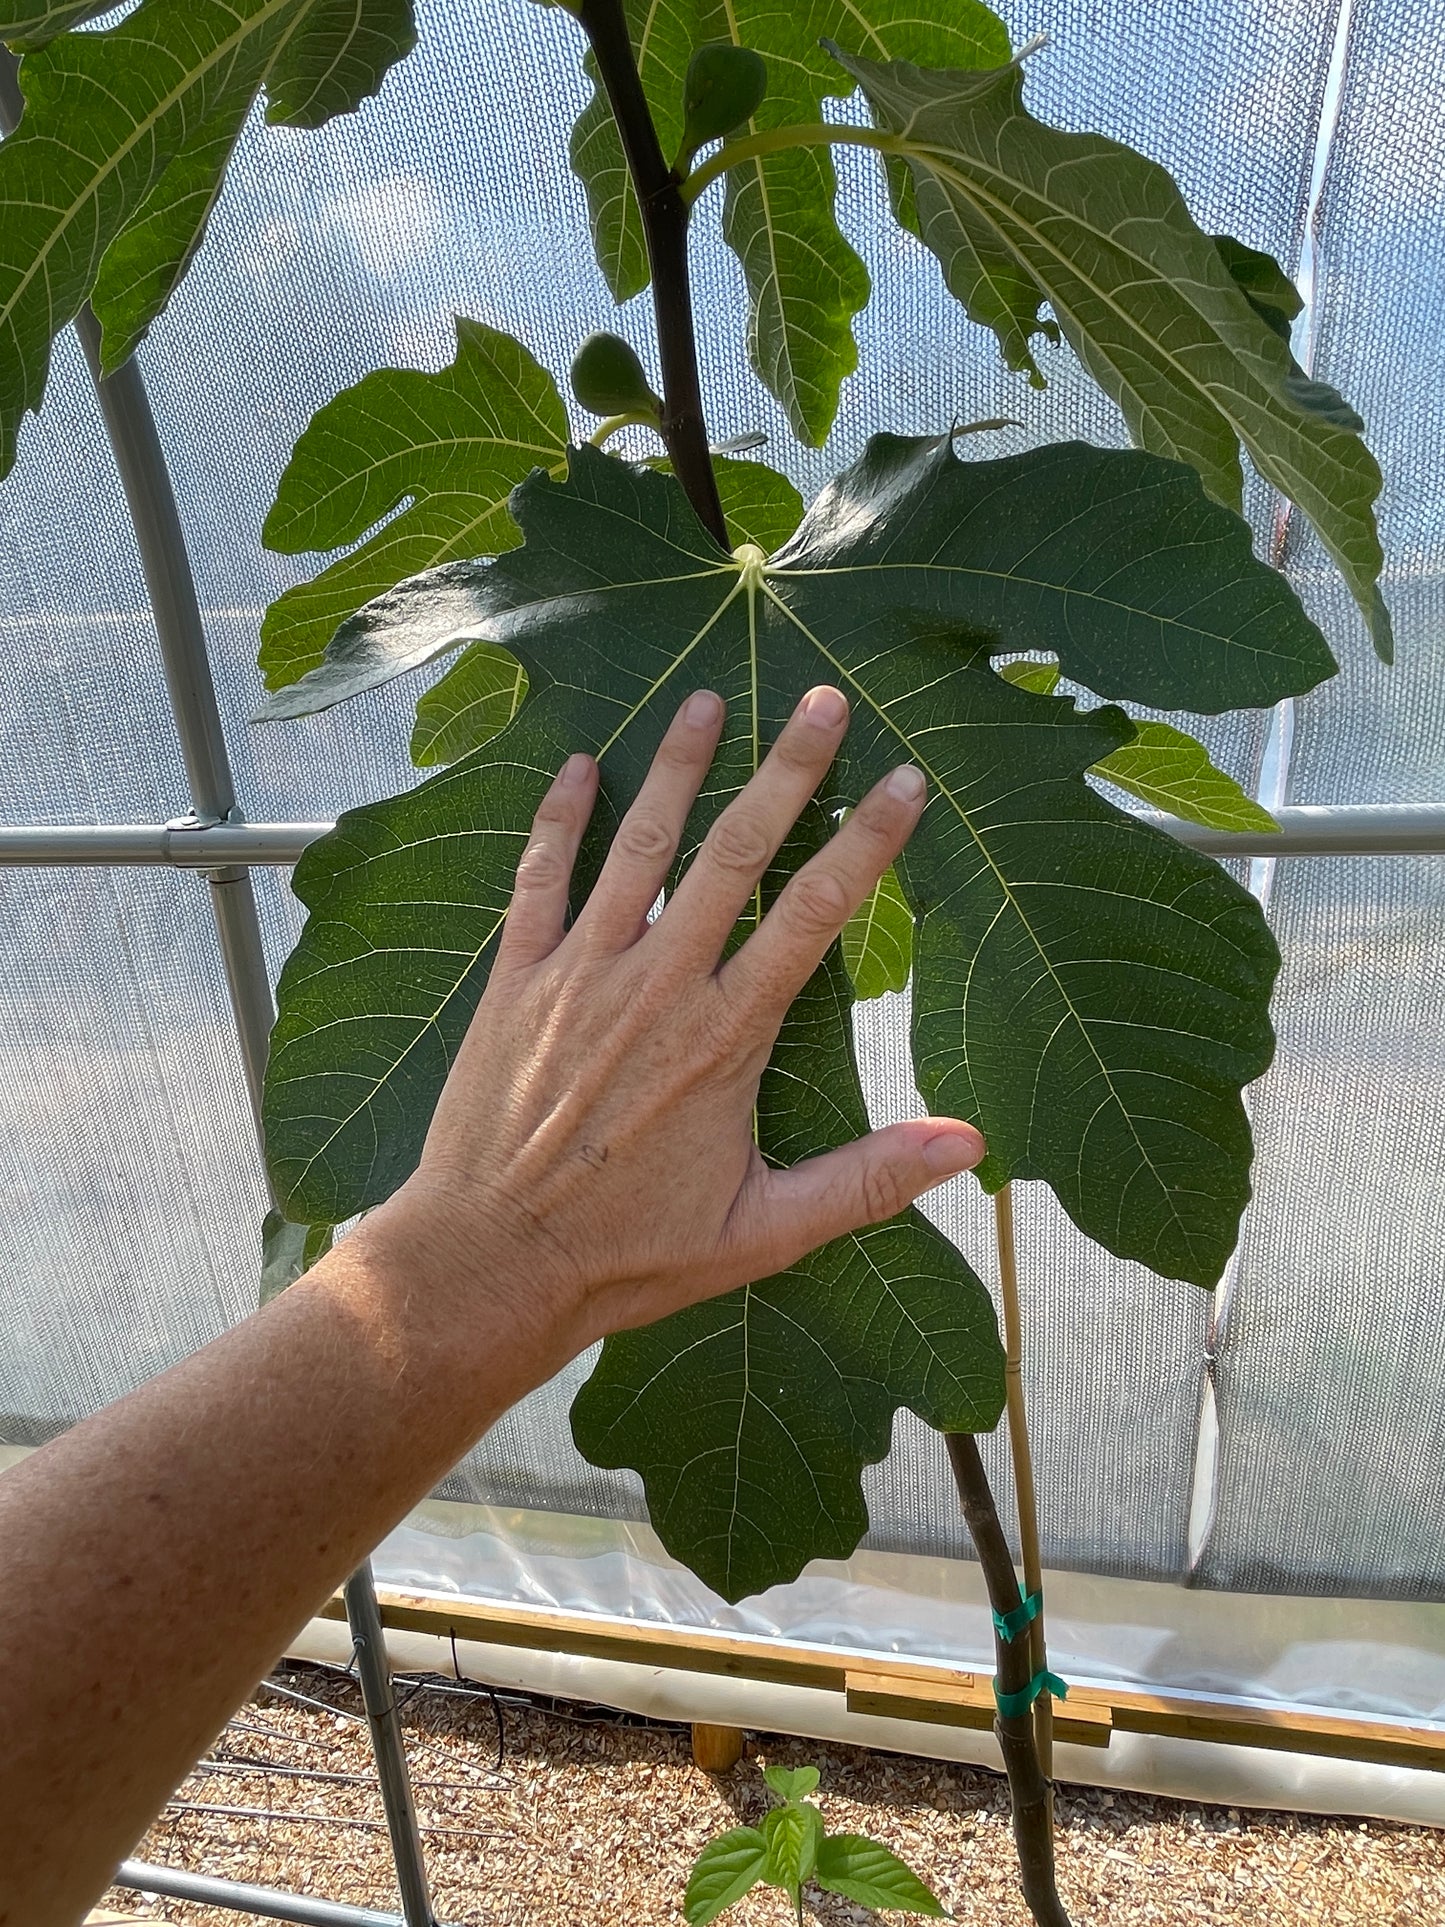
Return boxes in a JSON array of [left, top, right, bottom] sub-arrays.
[[993, 1668, 1068, 1721], [992, 1589, 1043, 1643]]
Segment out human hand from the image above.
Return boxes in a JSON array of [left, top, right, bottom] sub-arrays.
[[384, 685, 985, 1369]]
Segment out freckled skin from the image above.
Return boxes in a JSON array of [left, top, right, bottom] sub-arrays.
[[0, 689, 982, 1926]]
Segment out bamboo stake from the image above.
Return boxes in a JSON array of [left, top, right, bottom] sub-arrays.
[[995, 1183, 1053, 1778]]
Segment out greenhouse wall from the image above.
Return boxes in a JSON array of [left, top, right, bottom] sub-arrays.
[[1, 0, 1442, 1822]]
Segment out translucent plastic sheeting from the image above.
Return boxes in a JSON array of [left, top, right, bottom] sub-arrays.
[[294, 1498, 1445, 1824], [297, 1615, 1445, 1826], [0, 0, 1442, 1654]]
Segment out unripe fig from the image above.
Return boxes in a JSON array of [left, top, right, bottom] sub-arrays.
[[679, 42, 768, 158], [569, 332, 660, 418]]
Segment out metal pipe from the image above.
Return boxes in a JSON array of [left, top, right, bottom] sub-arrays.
[[344, 1563, 438, 1927], [1, 51, 439, 1917], [0, 822, 332, 866], [115, 1861, 409, 1927], [4, 804, 1445, 871]]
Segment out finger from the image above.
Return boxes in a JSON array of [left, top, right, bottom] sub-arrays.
[[496, 752, 599, 969], [735, 1120, 986, 1275], [659, 684, 850, 963], [720, 762, 926, 1015], [580, 689, 725, 948]]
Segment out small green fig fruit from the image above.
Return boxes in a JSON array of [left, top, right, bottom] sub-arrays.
[[569, 332, 660, 418], [679, 42, 768, 158]]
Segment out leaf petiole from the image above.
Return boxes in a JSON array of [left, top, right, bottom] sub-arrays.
[[681, 122, 902, 206], [587, 409, 663, 448]]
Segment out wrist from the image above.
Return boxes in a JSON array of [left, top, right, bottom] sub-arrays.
[[347, 1177, 580, 1402]]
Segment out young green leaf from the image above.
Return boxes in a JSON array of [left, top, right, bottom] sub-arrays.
[[0, 0, 417, 468], [841, 862, 912, 999], [257, 319, 568, 700], [762, 1764, 821, 1802], [569, 0, 1009, 444], [1092, 720, 1279, 833], [814, 1834, 948, 1915], [762, 1799, 824, 1912], [709, 454, 804, 551], [679, 41, 768, 160], [832, 46, 1390, 660], [683, 1827, 768, 1926], [264, 441, 1331, 1587]]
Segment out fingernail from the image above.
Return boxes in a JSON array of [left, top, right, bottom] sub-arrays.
[[801, 685, 848, 727], [684, 689, 723, 727], [559, 752, 593, 786], [922, 1128, 984, 1176], [885, 763, 926, 804]]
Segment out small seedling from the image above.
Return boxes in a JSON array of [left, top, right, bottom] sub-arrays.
[[684, 1763, 947, 1924]]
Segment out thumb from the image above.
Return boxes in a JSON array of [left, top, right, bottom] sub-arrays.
[[745, 1119, 986, 1274]]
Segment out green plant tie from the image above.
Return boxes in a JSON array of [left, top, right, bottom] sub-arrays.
[[991, 1589, 1043, 1643], [993, 1668, 1068, 1720]]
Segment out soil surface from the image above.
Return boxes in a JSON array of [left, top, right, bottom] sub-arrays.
[[102, 1662, 1443, 1926]]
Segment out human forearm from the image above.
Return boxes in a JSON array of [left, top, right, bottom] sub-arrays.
[[0, 1192, 554, 1927], [3, 688, 985, 1923]]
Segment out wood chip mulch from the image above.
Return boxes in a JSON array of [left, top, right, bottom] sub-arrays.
[[102, 1663, 1444, 1926]]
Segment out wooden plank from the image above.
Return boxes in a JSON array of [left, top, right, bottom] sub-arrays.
[[1068, 1687, 1445, 1773], [327, 1587, 1445, 1773], [846, 1668, 1113, 1749], [320, 1589, 849, 1692]]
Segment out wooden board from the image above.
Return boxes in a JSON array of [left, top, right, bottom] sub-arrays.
[[321, 1586, 1445, 1773], [845, 1667, 1113, 1748]]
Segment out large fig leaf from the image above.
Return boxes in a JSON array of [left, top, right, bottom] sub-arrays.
[[0, 2, 112, 48], [267, 436, 1327, 1276], [569, 0, 1009, 445], [572, 832, 1004, 1599], [405, 454, 801, 767], [259, 318, 568, 693], [0, 0, 415, 461], [832, 47, 1391, 660], [264, 437, 1326, 1591]]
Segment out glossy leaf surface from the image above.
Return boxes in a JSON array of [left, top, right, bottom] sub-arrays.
[[761, 1800, 824, 1901], [266, 439, 1327, 1592], [814, 1834, 948, 1914], [684, 1827, 768, 1926], [834, 46, 1391, 659], [265, 445, 804, 731], [258, 320, 569, 696]]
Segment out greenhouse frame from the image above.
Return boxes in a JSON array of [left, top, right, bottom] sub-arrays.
[[1, 0, 1442, 1920]]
